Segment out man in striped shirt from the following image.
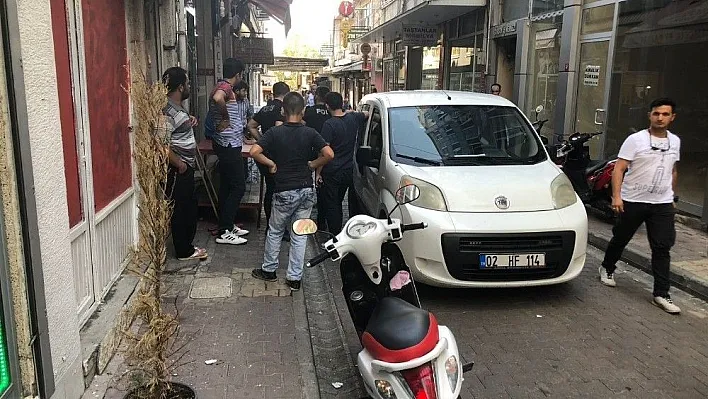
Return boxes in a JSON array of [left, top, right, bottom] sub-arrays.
[[161, 67, 207, 261], [212, 80, 252, 245]]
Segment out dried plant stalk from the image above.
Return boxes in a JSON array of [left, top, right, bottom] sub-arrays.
[[123, 69, 180, 398]]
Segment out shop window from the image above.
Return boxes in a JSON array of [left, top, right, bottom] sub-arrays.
[[449, 34, 485, 92], [532, 0, 564, 16], [525, 15, 562, 139], [422, 46, 441, 90], [606, 0, 708, 208], [504, 0, 529, 22], [581, 4, 615, 35]]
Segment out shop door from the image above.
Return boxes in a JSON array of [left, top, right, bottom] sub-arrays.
[[574, 39, 611, 159]]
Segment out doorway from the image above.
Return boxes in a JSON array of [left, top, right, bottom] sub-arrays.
[[496, 37, 516, 100], [574, 39, 611, 159]]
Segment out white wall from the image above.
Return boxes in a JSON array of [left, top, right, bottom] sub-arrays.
[[14, 0, 83, 397]]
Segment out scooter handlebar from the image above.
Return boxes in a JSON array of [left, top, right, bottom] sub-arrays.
[[401, 222, 428, 232], [306, 251, 331, 268]]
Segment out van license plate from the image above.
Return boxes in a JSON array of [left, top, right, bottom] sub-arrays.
[[479, 254, 546, 269]]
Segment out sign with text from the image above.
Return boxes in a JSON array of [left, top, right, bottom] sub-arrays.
[[491, 21, 517, 39], [233, 37, 275, 65], [401, 25, 439, 46], [584, 65, 601, 86]]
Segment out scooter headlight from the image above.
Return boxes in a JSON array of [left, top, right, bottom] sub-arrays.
[[551, 173, 578, 209], [445, 355, 460, 392], [375, 379, 397, 398]]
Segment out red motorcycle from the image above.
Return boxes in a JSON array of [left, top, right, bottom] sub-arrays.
[[552, 131, 617, 219]]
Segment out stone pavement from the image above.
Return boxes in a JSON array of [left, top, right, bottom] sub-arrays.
[[588, 212, 708, 300], [82, 214, 320, 399]]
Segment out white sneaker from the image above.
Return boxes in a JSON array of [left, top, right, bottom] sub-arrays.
[[231, 225, 250, 236], [599, 266, 616, 287], [653, 296, 681, 314], [216, 230, 248, 245]]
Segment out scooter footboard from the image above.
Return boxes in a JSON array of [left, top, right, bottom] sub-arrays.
[[357, 326, 463, 399]]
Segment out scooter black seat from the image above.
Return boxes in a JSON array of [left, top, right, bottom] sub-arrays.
[[585, 160, 607, 176], [361, 297, 439, 363]]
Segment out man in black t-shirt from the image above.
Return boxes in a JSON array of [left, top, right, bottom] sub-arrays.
[[250, 92, 334, 290], [248, 82, 289, 231], [320, 91, 369, 234], [303, 86, 331, 231]]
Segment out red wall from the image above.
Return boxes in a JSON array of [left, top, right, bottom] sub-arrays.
[[82, 0, 132, 211], [50, 0, 83, 227]]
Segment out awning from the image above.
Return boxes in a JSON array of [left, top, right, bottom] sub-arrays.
[[356, 0, 486, 44], [327, 61, 364, 75], [250, 0, 293, 36], [267, 56, 330, 72]]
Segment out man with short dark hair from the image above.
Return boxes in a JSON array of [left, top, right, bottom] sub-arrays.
[[490, 83, 502, 95], [320, 91, 369, 234], [248, 82, 290, 231], [250, 92, 334, 290], [600, 98, 682, 314], [211, 79, 252, 245], [161, 67, 207, 260], [205, 58, 245, 139], [304, 86, 332, 230]]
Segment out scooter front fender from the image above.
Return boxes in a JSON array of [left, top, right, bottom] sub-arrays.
[[357, 326, 463, 399]]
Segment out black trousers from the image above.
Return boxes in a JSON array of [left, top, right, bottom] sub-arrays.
[[602, 201, 676, 297], [316, 183, 327, 230], [321, 167, 360, 235], [166, 165, 198, 258], [257, 163, 277, 225], [214, 143, 246, 232]]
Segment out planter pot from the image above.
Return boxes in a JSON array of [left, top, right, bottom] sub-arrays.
[[125, 382, 196, 399]]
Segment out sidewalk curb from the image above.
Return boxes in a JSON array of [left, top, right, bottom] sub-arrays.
[[588, 233, 708, 302], [293, 287, 321, 399]]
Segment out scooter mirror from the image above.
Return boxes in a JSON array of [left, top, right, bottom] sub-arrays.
[[292, 219, 318, 236], [535, 105, 544, 114], [395, 184, 421, 205]]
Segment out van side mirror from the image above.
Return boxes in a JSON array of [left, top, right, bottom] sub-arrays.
[[357, 146, 373, 171]]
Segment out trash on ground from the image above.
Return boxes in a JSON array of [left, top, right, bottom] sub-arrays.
[[332, 382, 344, 389], [205, 359, 218, 365]]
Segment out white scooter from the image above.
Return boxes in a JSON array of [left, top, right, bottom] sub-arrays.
[[293, 184, 473, 399]]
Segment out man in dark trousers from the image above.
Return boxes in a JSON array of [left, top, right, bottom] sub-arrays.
[[250, 92, 334, 291], [600, 98, 682, 314], [303, 86, 331, 231], [212, 79, 252, 245], [161, 67, 207, 260], [319, 91, 369, 234], [248, 82, 290, 234]]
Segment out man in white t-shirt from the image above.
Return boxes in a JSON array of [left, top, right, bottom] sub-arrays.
[[599, 98, 681, 314]]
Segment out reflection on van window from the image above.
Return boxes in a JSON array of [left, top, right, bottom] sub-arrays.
[[388, 105, 546, 166]]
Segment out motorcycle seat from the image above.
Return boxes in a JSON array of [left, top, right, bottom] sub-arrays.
[[361, 297, 439, 363], [585, 160, 607, 176]]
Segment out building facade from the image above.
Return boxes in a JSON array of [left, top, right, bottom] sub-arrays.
[[488, 0, 708, 220]]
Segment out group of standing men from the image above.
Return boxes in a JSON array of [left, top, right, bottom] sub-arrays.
[[160, 58, 368, 292]]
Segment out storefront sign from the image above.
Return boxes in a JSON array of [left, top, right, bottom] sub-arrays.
[[402, 25, 439, 46], [584, 65, 601, 87], [491, 21, 517, 39], [233, 37, 275, 65], [320, 44, 334, 57], [362, 55, 372, 72], [339, 1, 354, 18]]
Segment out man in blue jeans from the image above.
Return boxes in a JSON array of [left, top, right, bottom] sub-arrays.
[[250, 92, 334, 291]]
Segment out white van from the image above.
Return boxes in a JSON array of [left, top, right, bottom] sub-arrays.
[[352, 91, 588, 288]]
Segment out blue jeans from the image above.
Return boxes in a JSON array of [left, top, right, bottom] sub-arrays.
[[261, 187, 316, 280]]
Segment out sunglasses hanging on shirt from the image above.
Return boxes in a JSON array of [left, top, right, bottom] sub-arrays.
[[649, 132, 670, 152]]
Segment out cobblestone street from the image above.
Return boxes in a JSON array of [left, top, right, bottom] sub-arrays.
[[414, 246, 708, 398]]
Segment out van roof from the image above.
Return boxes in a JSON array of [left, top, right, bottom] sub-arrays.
[[362, 90, 517, 109]]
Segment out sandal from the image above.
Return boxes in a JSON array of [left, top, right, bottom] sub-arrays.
[[178, 247, 208, 261]]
